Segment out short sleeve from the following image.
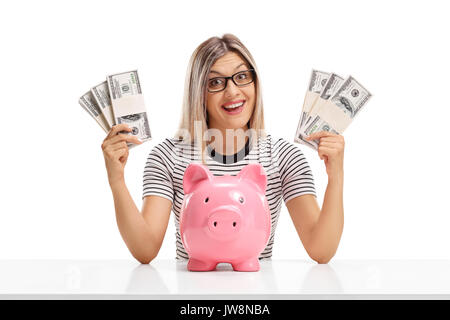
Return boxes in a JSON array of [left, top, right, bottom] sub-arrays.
[[276, 138, 316, 204], [142, 142, 174, 203]]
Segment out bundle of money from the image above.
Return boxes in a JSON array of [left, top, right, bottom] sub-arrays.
[[78, 70, 152, 146], [294, 69, 372, 150]]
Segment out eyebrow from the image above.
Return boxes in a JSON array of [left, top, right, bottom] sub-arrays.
[[209, 62, 247, 76]]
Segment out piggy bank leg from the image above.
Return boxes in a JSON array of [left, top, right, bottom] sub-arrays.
[[187, 258, 217, 271], [232, 257, 260, 272]]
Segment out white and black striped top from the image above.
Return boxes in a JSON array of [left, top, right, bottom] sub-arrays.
[[142, 133, 316, 260]]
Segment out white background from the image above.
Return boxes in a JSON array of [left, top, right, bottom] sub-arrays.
[[0, 0, 449, 261]]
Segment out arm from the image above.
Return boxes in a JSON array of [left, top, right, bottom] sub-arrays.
[[103, 124, 172, 264], [286, 179, 343, 264], [286, 131, 345, 264], [111, 182, 172, 264]]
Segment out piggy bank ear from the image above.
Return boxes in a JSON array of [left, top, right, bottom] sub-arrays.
[[237, 163, 267, 194], [183, 163, 213, 194]]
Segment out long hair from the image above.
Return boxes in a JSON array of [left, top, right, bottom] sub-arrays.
[[174, 34, 266, 164]]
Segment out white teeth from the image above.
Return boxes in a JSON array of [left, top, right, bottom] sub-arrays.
[[223, 102, 244, 109]]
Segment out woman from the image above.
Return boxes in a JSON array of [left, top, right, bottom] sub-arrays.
[[101, 34, 345, 264]]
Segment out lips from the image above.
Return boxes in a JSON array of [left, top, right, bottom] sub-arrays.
[[222, 99, 245, 108], [221, 100, 245, 115]]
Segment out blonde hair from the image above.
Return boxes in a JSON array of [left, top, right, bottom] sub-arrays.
[[174, 33, 266, 164]]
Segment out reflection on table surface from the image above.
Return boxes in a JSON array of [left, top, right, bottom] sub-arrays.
[[1, 259, 450, 297]]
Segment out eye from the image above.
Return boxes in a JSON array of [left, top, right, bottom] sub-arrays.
[[204, 197, 209, 203], [239, 196, 245, 204], [237, 73, 247, 80], [209, 78, 223, 87]]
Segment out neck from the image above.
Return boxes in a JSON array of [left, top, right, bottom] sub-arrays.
[[207, 125, 250, 155]]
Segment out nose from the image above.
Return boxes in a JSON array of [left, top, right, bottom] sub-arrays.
[[207, 209, 242, 241], [223, 78, 241, 96]]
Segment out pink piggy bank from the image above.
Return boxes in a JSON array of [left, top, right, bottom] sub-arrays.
[[179, 163, 271, 272]]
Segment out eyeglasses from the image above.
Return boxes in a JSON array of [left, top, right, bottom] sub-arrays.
[[207, 69, 255, 93]]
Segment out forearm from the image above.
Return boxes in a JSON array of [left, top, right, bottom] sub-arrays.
[[309, 173, 344, 263], [110, 180, 157, 263]]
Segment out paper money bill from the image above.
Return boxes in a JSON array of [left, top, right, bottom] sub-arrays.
[[301, 75, 372, 145], [299, 73, 345, 148], [91, 81, 116, 128], [301, 73, 345, 129], [295, 69, 330, 149], [78, 91, 110, 133], [300, 117, 340, 149], [107, 70, 152, 145], [330, 76, 372, 121]]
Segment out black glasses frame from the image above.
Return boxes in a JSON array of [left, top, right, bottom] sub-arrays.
[[207, 69, 255, 93]]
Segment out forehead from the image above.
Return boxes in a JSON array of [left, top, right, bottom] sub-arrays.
[[210, 52, 248, 72]]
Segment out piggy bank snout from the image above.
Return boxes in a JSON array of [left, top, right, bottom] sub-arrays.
[[207, 207, 242, 241]]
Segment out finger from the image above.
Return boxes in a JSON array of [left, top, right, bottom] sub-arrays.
[[319, 136, 341, 143], [320, 135, 345, 145], [307, 131, 337, 141], [107, 134, 128, 145], [306, 131, 339, 141], [318, 147, 329, 160], [104, 136, 136, 153], [110, 141, 128, 151], [102, 133, 127, 150], [318, 146, 336, 158], [106, 124, 132, 139], [123, 134, 143, 145], [318, 141, 340, 148], [113, 147, 128, 159], [317, 147, 332, 160], [120, 148, 129, 161], [104, 145, 126, 160], [109, 133, 142, 145]]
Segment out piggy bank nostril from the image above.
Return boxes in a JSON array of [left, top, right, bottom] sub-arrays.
[[213, 221, 217, 227], [233, 222, 236, 227]]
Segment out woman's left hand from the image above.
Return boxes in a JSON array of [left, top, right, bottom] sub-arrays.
[[306, 131, 345, 179]]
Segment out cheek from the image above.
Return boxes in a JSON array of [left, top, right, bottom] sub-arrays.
[[244, 85, 256, 102], [208, 93, 223, 106], [244, 87, 256, 109], [206, 95, 218, 114]]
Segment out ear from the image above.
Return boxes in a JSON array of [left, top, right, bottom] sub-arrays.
[[237, 163, 267, 194], [183, 163, 213, 194]]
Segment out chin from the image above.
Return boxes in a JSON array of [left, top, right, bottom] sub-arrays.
[[228, 118, 251, 129]]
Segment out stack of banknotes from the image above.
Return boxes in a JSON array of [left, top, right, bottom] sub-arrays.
[[78, 70, 152, 146], [295, 70, 372, 150]]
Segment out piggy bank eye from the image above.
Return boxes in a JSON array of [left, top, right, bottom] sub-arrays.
[[204, 197, 209, 203], [239, 196, 245, 204]]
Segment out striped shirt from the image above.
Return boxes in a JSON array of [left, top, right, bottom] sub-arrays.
[[142, 133, 316, 260]]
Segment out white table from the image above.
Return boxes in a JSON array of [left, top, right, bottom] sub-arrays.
[[1, 259, 450, 299]]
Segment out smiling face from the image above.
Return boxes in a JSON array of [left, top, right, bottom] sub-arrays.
[[205, 51, 256, 134]]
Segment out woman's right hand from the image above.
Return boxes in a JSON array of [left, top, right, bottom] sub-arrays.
[[101, 124, 142, 186]]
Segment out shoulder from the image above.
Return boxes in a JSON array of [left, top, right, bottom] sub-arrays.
[[263, 134, 311, 170], [259, 133, 303, 154], [152, 137, 177, 151], [149, 137, 190, 156], [253, 132, 282, 149], [146, 137, 200, 166], [145, 138, 181, 165]]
